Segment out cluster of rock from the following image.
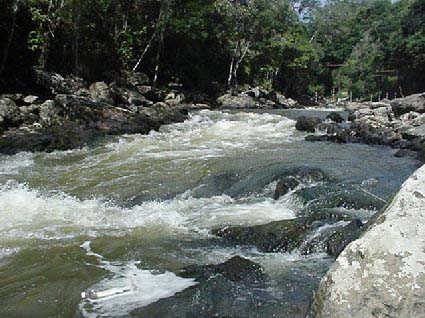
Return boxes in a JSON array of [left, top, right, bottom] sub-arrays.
[[0, 71, 209, 154], [216, 87, 301, 109], [296, 93, 425, 161], [211, 167, 384, 260]]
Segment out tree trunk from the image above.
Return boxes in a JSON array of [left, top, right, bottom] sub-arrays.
[[153, 25, 164, 89], [73, 0, 81, 75], [39, 31, 51, 70], [132, 30, 157, 73], [227, 57, 235, 87], [232, 41, 250, 88], [0, 1, 18, 76]]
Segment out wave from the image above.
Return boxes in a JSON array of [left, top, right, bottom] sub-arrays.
[[0, 181, 297, 242]]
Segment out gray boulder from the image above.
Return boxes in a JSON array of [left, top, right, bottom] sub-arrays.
[[391, 93, 425, 116], [295, 116, 322, 133], [0, 97, 21, 128], [89, 82, 114, 104], [217, 93, 257, 109], [35, 70, 87, 95], [312, 166, 425, 318]]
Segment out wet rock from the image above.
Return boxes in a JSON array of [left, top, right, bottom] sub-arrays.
[[274, 177, 300, 199], [226, 166, 329, 199], [213, 211, 345, 253], [326, 112, 344, 123], [295, 184, 386, 211], [391, 93, 425, 116], [305, 135, 329, 142], [299, 219, 363, 256], [213, 218, 312, 253], [180, 256, 265, 283], [217, 93, 257, 109], [325, 219, 363, 257], [295, 116, 322, 133]]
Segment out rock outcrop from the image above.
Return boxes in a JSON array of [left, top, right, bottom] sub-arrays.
[[0, 71, 210, 154], [305, 93, 425, 162], [312, 164, 425, 318], [216, 87, 301, 109]]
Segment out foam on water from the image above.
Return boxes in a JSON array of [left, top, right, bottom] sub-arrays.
[[79, 242, 197, 317], [0, 181, 297, 241], [0, 152, 34, 175], [72, 110, 297, 162]]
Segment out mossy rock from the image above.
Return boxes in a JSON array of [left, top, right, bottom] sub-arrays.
[[212, 211, 346, 253]]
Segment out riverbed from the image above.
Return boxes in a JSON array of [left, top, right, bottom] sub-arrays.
[[0, 109, 418, 317]]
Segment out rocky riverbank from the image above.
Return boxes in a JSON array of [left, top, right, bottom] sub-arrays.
[[0, 71, 211, 154], [311, 164, 425, 318], [298, 93, 425, 162], [0, 71, 314, 155]]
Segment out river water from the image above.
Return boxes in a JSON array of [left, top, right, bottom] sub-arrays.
[[0, 109, 418, 317]]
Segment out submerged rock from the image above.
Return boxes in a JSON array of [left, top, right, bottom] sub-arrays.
[[295, 184, 386, 211], [299, 219, 363, 256], [212, 211, 347, 254], [325, 219, 363, 257], [179, 256, 265, 283], [225, 166, 328, 199], [274, 177, 300, 199]]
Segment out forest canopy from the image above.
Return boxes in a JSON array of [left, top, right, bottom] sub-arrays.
[[1, 0, 424, 99]]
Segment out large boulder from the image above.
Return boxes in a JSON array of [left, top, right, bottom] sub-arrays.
[[0, 97, 21, 128], [391, 93, 425, 116], [312, 166, 425, 318], [35, 70, 87, 95], [295, 116, 322, 133], [217, 93, 257, 109]]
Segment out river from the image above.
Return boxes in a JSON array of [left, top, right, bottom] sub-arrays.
[[0, 109, 418, 317]]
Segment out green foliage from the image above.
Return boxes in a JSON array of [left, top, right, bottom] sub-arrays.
[[0, 0, 424, 97]]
